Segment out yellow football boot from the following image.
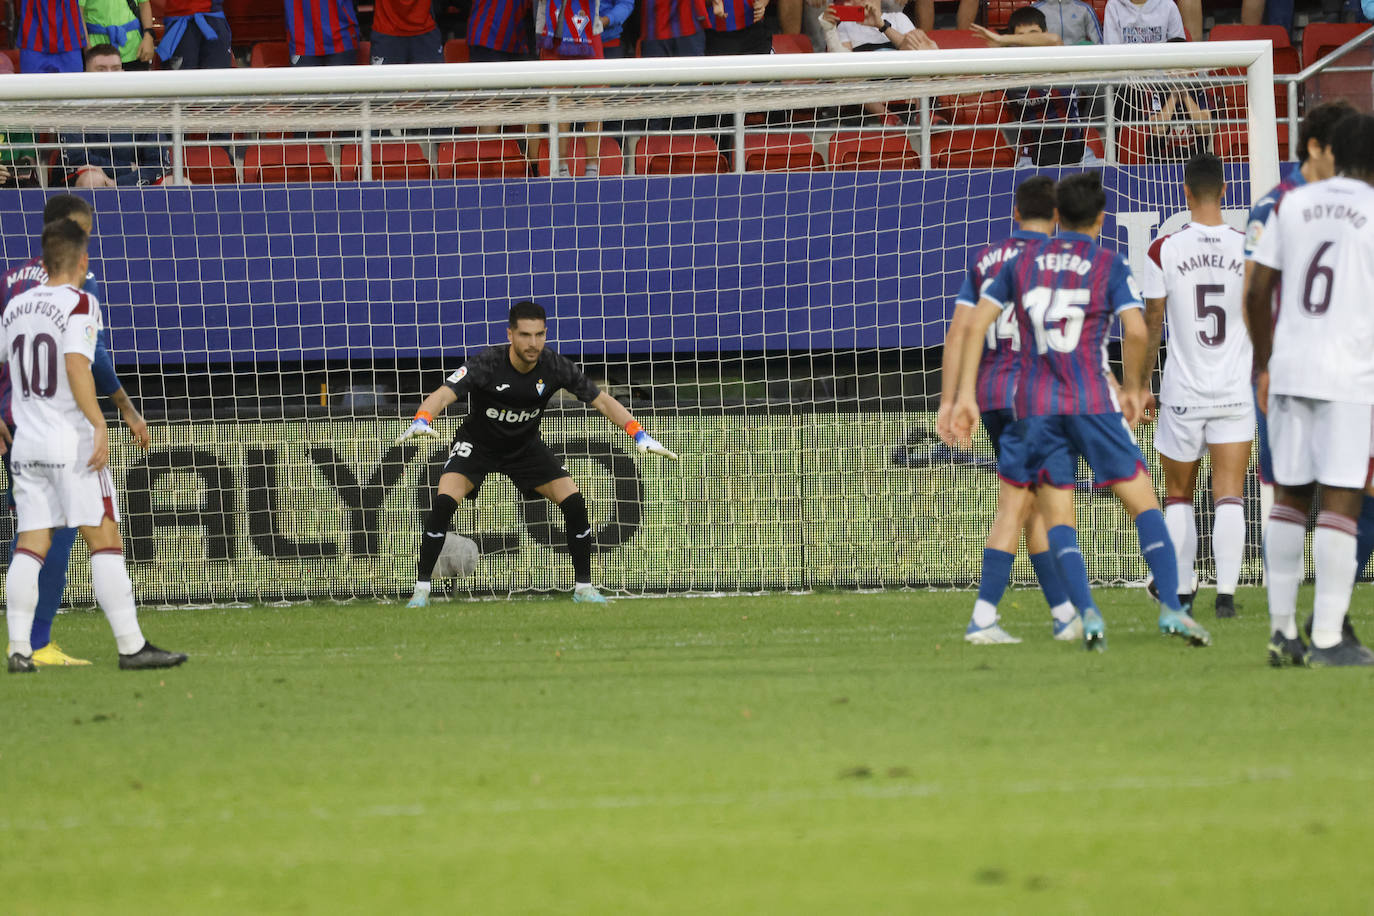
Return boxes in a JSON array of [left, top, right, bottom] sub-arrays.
[[31, 643, 93, 667]]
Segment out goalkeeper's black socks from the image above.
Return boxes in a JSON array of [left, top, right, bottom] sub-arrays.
[[417, 493, 459, 582], [559, 492, 593, 584]]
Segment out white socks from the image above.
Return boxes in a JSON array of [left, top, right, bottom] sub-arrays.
[[971, 598, 998, 628], [1312, 512, 1358, 649], [5, 550, 42, 657], [1213, 498, 1245, 596], [91, 550, 145, 655], [1265, 505, 1306, 640], [1165, 500, 1196, 597]]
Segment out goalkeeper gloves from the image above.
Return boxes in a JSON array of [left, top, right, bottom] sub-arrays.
[[394, 411, 441, 445], [626, 421, 678, 460]]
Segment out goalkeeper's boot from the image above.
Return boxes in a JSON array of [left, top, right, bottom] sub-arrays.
[[964, 620, 1021, 645], [1052, 615, 1083, 642], [573, 584, 608, 604], [1305, 637, 1374, 668], [1267, 630, 1307, 668], [1081, 608, 1106, 652], [7, 646, 36, 674], [1158, 608, 1211, 647], [1302, 612, 1362, 648], [118, 642, 188, 671], [406, 583, 431, 609], [32, 643, 92, 667]]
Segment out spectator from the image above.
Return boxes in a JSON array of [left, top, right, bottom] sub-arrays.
[[156, 0, 233, 69], [370, 0, 443, 63], [1032, 0, 1102, 45], [1103, 0, 1184, 44], [911, 0, 976, 31], [286, 0, 361, 66], [536, 0, 605, 176], [705, 0, 771, 54], [599, 0, 636, 56], [83, 0, 157, 70], [1176, 0, 1265, 41], [60, 46, 170, 187], [640, 0, 710, 57], [1142, 84, 1212, 159], [467, 0, 534, 62], [819, 0, 933, 52], [0, 130, 40, 188], [16, 0, 86, 74]]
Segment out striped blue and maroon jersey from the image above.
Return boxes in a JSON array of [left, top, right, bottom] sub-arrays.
[[642, 0, 704, 40], [467, 0, 532, 53], [982, 231, 1144, 418], [286, 0, 360, 56], [954, 229, 1047, 412], [18, 0, 85, 54], [706, 0, 753, 32]]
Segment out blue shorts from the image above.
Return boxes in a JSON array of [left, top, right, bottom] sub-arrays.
[[1254, 381, 1273, 485], [998, 413, 1146, 490], [642, 34, 705, 57], [370, 28, 444, 64], [981, 408, 1015, 458], [19, 48, 83, 74]]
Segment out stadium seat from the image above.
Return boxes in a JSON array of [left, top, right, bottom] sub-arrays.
[[357, 41, 371, 64], [184, 145, 238, 184], [944, 90, 1006, 126], [0, 49, 17, 73], [927, 29, 984, 50], [444, 38, 469, 63], [250, 41, 290, 68], [771, 33, 812, 54], [223, 0, 287, 44], [984, 0, 1017, 30], [533, 136, 623, 176], [929, 128, 1015, 168], [339, 142, 431, 180], [1114, 125, 1150, 166], [1209, 24, 1299, 117], [827, 131, 920, 170], [434, 139, 527, 178], [243, 143, 335, 182], [742, 133, 822, 171], [633, 135, 726, 174], [1302, 22, 1370, 68]]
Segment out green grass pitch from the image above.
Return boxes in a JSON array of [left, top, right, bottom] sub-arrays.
[[3, 587, 1371, 914]]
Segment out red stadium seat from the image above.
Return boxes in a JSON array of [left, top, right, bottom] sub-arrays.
[[243, 144, 335, 182], [944, 89, 1006, 125], [533, 136, 624, 176], [633, 135, 726, 174], [1210, 25, 1298, 117], [434, 139, 527, 178], [339, 142, 431, 180], [742, 132, 822, 171], [984, 0, 1017, 30], [357, 41, 371, 64], [223, 0, 287, 45], [184, 145, 238, 184], [444, 38, 469, 63], [827, 131, 920, 170], [929, 128, 1015, 168], [1114, 126, 1150, 166], [1302, 22, 1370, 68], [771, 33, 813, 54], [927, 29, 985, 50], [250, 41, 290, 68]]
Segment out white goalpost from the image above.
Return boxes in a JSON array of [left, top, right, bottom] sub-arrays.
[[0, 41, 1280, 603]]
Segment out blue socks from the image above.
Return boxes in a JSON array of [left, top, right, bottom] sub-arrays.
[[977, 549, 1015, 606], [23, 526, 76, 650], [1047, 525, 1096, 613], [1028, 550, 1070, 610], [1357, 495, 1374, 580], [1135, 509, 1182, 612]]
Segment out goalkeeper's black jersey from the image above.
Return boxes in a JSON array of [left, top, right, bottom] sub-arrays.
[[442, 345, 601, 449]]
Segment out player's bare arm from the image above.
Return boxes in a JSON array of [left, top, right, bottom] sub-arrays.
[[107, 387, 150, 450], [1140, 295, 1167, 421], [937, 306, 973, 446], [1244, 263, 1279, 414], [1117, 308, 1148, 427], [66, 353, 109, 471], [949, 298, 1001, 447], [590, 392, 678, 460]]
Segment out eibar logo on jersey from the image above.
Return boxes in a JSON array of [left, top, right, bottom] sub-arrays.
[[495, 383, 511, 391], [536, 379, 545, 395], [447, 366, 468, 385], [486, 407, 542, 424]]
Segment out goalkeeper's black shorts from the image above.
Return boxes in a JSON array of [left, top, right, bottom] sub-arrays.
[[441, 433, 570, 500]]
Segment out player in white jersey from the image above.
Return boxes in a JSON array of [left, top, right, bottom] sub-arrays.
[[2, 219, 185, 673], [1247, 112, 1374, 668], [1140, 154, 1252, 620]]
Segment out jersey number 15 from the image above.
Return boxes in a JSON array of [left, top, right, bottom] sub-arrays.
[[1021, 287, 1087, 354]]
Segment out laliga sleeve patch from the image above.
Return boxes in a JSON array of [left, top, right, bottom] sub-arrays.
[[447, 366, 468, 385], [1244, 220, 1263, 253], [84, 323, 97, 345]]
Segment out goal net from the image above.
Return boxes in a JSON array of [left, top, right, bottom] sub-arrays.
[[0, 42, 1279, 603]]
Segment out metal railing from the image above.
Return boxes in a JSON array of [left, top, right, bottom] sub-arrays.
[[1276, 25, 1374, 161]]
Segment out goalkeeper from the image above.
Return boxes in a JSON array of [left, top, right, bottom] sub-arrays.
[[395, 300, 677, 606]]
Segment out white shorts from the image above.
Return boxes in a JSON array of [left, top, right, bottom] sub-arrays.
[[1155, 404, 1256, 463], [1267, 395, 1374, 489], [10, 458, 120, 532]]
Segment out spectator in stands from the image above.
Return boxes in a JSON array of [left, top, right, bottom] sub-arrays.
[[819, 0, 933, 52], [60, 46, 170, 187], [156, 0, 234, 69], [705, 0, 771, 54], [910, 0, 976, 31], [84, 0, 157, 70], [1032, 0, 1102, 44], [537, 0, 605, 176], [1103, 0, 1184, 44], [0, 129, 40, 188], [1176, 0, 1265, 42], [640, 0, 710, 57], [370, 0, 444, 63], [1142, 83, 1212, 159], [286, 0, 362, 66], [599, 0, 636, 56], [467, 0, 534, 63], [16, 0, 86, 74]]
